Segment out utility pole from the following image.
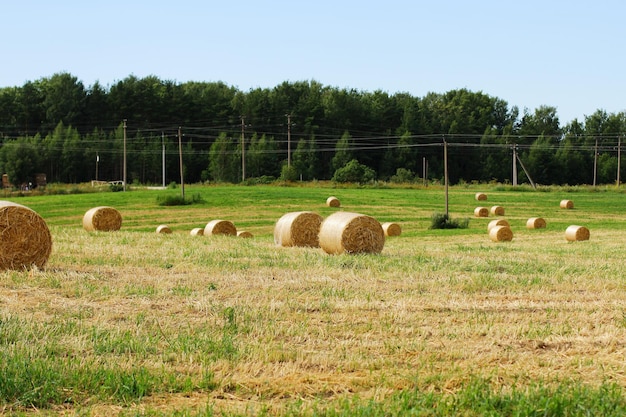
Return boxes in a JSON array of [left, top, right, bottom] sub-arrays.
[[162, 131, 166, 188], [443, 136, 449, 217], [512, 144, 518, 186], [241, 116, 246, 181], [95, 152, 99, 181], [617, 135, 622, 187], [593, 137, 598, 186], [286, 113, 292, 167], [178, 126, 184, 200], [123, 119, 127, 191]]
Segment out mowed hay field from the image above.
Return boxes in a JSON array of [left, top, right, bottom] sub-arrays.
[[2, 184, 626, 416]]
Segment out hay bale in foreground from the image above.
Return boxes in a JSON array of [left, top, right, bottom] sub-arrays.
[[319, 211, 385, 255], [0, 201, 52, 270], [565, 225, 589, 242], [204, 219, 237, 236], [83, 206, 122, 231], [526, 217, 547, 229], [190, 228, 204, 236], [156, 225, 172, 234], [382, 222, 402, 237], [487, 219, 509, 232], [474, 207, 489, 217], [490, 206, 505, 216], [274, 211, 323, 247], [489, 225, 513, 242], [475, 192, 487, 201], [237, 230, 253, 238], [560, 199, 574, 209], [326, 196, 341, 207]]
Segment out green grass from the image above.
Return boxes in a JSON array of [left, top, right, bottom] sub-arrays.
[[2, 182, 626, 415]]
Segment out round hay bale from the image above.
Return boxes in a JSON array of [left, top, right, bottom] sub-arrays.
[[0, 201, 52, 270], [319, 211, 385, 255], [474, 207, 489, 217], [204, 219, 237, 236], [156, 225, 172, 234], [190, 227, 204, 236], [274, 211, 323, 247], [487, 219, 509, 232], [326, 196, 341, 207], [475, 192, 487, 201], [382, 222, 402, 237], [565, 225, 590, 242], [560, 199, 574, 209], [490, 206, 505, 216], [526, 217, 546, 229], [83, 206, 122, 231], [237, 230, 253, 238], [489, 225, 513, 242]]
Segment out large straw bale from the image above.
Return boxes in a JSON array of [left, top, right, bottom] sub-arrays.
[[274, 211, 323, 247], [237, 230, 253, 238], [190, 228, 204, 236], [326, 196, 341, 207], [382, 222, 402, 237], [489, 225, 513, 242], [487, 219, 509, 232], [474, 207, 489, 217], [156, 225, 172, 234], [526, 217, 547, 229], [490, 206, 505, 216], [204, 219, 237, 236], [319, 211, 385, 255], [560, 199, 574, 209], [0, 201, 52, 270], [565, 225, 589, 242], [83, 206, 122, 231], [475, 192, 487, 201]]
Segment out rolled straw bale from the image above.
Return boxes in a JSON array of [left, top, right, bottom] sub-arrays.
[[475, 192, 487, 201], [326, 196, 341, 207], [0, 201, 52, 270], [274, 211, 323, 247], [526, 217, 547, 229], [156, 225, 172, 234], [565, 225, 590, 242], [487, 219, 509, 232], [83, 206, 122, 231], [190, 227, 204, 236], [204, 219, 237, 236], [560, 199, 574, 209], [382, 222, 402, 237], [490, 206, 505, 216], [237, 230, 253, 238], [474, 207, 489, 217], [318, 211, 385, 255], [489, 225, 513, 242]]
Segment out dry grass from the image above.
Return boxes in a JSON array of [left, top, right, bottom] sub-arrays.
[[2, 186, 626, 415]]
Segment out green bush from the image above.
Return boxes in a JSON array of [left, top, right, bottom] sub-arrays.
[[332, 159, 376, 184], [390, 168, 416, 183], [429, 212, 469, 229], [280, 165, 299, 182]]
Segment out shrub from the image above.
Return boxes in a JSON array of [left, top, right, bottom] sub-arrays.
[[429, 212, 469, 229], [280, 165, 299, 182], [390, 168, 416, 183], [332, 159, 376, 184]]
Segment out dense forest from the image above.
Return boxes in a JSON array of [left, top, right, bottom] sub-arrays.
[[0, 72, 624, 187]]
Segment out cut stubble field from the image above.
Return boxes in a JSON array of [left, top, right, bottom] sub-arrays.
[[2, 184, 626, 416]]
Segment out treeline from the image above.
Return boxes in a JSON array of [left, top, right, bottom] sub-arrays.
[[0, 72, 624, 187]]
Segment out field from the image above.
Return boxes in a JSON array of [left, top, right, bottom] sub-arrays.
[[2, 183, 626, 416]]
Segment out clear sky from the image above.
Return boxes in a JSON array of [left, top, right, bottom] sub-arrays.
[[3, 0, 625, 125]]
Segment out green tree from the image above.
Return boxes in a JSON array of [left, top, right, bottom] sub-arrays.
[[208, 133, 238, 183], [0, 138, 40, 187], [331, 131, 354, 171], [332, 159, 376, 183]]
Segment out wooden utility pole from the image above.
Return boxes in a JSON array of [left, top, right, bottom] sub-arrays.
[[617, 135, 622, 187], [241, 116, 246, 181], [123, 119, 127, 191], [512, 144, 518, 186], [178, 126, 184, 200], [162, 131, 166, 188], [286, 113, 292, 167], [443, 137, 449, 216], [593, 137, 598, 186]]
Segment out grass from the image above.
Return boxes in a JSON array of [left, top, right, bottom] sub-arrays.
[[2, 182, 626, 415]]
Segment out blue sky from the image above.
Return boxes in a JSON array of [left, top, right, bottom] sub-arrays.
[[3, 0, 625, 124]]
